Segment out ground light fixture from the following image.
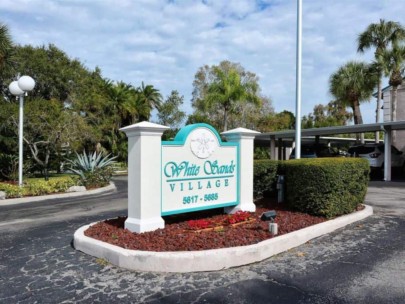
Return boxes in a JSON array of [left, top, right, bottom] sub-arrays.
[[260, 210, 277, 221], [260, 210, 278, 235], [8, 75, 36, 187]]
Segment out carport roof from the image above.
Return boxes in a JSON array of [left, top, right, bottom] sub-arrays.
[[256, 120, 405, 139]]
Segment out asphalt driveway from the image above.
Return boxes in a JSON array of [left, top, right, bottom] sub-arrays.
[[0, 176, 404, 303]]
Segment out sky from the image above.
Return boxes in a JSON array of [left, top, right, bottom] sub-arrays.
[[2, 0, 405, 124]]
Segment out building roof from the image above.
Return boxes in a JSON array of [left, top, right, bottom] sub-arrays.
[[372, 77, 405, 98]]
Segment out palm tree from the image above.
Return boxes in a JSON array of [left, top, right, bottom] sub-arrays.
[[136, 82, 162, 121], [357, 19, 405, 141], [382, 45, 405, 123], [329, 61, 378, 141], [0, 23, 14, 71], [106, 81, 137, 126], [131, 91, 150, 123], [205, 66, 260, 131], [0, 23, 14, 94], [103, 80, 137, 155]]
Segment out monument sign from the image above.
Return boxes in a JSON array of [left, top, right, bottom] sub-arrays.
[[161, 124, 239, 215], [120, 122, 259, 233]]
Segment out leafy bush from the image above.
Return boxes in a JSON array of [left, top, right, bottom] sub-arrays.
[[111, 162, 128, 173], [26, 176, 79, 196], [67, 151, 116, 188], [284, 158, 369, 218], [81, 167, 114, 188], [254, 147, 271, 159], [0, 183, 24, 198], [0, 153, 18, 181], [253, 160, 279, 198], [0, 175, 78, 198]]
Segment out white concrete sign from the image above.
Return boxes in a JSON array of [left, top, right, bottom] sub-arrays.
[[161, 124, 239, 215], [120, 122, 260, 233]]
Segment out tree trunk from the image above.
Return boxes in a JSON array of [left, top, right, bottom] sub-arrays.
[[44, 146, 50, 181], [352, 101, 364, 143], [26, 140, 51, 181], [351, 106, 360, 143], [44, 167, 49, 181], [353, 101, 363, 124], [375, 79, 381, 143], [351, 106, 358, 125], [392, 85, 397, 122], [392, 85, 398, 143], [223, 108, 228, 132]]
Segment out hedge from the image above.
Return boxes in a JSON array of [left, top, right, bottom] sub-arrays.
[[283, 158, 369, 218], [0, 175, 79, 199], [253, 160, 279, 198]]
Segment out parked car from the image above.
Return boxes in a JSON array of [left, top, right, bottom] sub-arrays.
[[347, 144, 405, 170], [289, 143, 341, 159]]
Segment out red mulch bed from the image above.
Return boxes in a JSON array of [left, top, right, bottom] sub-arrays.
[[84, 197, 334, 252]]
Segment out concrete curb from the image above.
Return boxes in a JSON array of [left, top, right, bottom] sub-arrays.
[[1, 182, 116, 206], [73, 205, 373, 273]]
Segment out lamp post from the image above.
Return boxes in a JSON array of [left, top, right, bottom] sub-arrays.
[[8, 75, 36, 187], [295, 0, 302, 159]]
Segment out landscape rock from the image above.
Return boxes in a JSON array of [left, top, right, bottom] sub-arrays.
[[66, 186, 87, 193], [0, 191, 6, 200]]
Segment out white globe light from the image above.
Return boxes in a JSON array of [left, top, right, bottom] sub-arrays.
[[9, 81, 24, 96], [18, 75, 35, 92]]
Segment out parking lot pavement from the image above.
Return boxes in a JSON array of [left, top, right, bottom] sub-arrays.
[[0, 177, 404, 303], [366, 180, 405, 216]]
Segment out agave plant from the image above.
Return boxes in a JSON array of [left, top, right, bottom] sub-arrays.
[[67, 151, 117, 187]]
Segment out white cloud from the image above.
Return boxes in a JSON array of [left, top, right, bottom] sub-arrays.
[[1, 0, 404, 123]]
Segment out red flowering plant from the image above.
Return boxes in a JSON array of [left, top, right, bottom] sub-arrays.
[[187, 211, 253, 230], [225, 211, 251, 225], [187, 219, 213, 230]]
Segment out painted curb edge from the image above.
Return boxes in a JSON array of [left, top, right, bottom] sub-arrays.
[[73, 205, 373, 273]]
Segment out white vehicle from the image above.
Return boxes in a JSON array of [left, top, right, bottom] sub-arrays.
[[348, 144, 405, 170]]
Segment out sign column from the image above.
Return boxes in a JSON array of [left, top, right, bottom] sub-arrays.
[[120, 121, 169, 233], [222, 127, 260, 213]]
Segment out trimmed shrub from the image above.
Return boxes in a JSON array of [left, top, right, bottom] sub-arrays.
[[26, 176, 79, 196], [284, 158, 369, 218], [0, 183, 24, 198], [253, 160, 279, 198], [0, 175, 78, 198], [80, 167, 114, 188]]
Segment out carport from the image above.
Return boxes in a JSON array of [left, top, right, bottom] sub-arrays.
[[256, 120, 405, 181]]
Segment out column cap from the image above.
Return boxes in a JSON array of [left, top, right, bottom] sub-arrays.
[[221, 127, 260, 139], [120, 121, 169, 136]]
